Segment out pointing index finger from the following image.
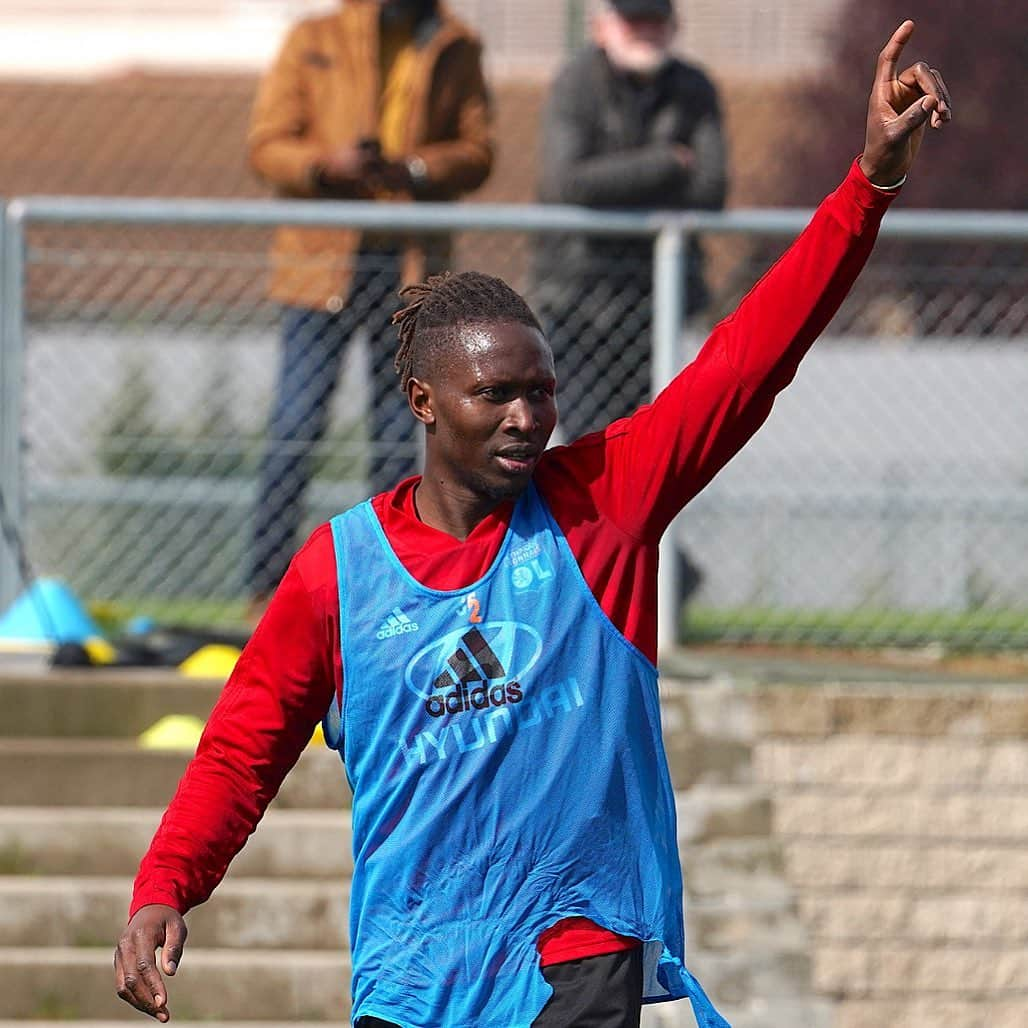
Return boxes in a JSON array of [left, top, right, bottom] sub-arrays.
[[877, 19, 915, 83]]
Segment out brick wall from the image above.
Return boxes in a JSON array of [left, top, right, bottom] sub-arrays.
[[752, 682, 1028, 1028]]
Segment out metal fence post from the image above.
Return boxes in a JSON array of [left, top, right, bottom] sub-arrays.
[[0, 202, 26, 611], [653, 225, 685, 656]]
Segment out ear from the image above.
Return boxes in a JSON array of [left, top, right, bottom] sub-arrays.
[[407, 376, 436, 426]]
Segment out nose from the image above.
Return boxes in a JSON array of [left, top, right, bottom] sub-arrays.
[[505, 396, 536, 434]]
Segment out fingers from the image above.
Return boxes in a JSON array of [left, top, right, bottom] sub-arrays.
[[929, 67, 953, 127], [161, 917, 188, 977], [876, 19, 915, 82], [115, 928, 170, 1022], [899, 61, 953, 128], [898, 93, 937, 135]]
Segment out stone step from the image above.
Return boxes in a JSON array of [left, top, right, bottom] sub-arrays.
[[663, 733, 754, 789], [1, 872, 811, 957], [659, 684, 756, 791], [676, 785, 773, 844], [0, 739, 754, 813], [660, 680, 757, 745], [0, 876, 349, 950], [686, 863, 796, 904], [0, 672, 222, 739], [642, 997, 834, 1028], [0, 1023, 333, 1028], [685, 946, 815, 1009], [687, 893, 807, 953], [0, 740, 349, 808], [0, 808, 352, 878], [0, 947, 349, 1020], [682, 837, 786, 879]]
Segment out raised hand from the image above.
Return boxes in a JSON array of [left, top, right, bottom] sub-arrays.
[[859, 20, 952, 186], [114, 904, 188, 1022]]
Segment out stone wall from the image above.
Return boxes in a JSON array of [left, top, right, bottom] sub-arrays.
[[1, 666, 1024, 1025], [750, 681, 1028, 1028]]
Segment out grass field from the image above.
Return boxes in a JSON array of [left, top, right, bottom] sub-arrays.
[[88, 596, 1028, 653], [684, 605, 1028, 651]]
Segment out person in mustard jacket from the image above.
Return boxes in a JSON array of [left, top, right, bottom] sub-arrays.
[[247, 0, 494, 613]]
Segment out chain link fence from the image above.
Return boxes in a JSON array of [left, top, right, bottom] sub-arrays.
[[2, 199, 1026, 650]]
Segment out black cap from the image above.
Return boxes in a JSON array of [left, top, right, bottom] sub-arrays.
[[609, 0, 673, 18]]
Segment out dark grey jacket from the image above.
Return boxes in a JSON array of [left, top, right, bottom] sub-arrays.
[[534, 45, 727, 316]]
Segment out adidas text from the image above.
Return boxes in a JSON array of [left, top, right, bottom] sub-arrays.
[[377, 608, 420, 640]]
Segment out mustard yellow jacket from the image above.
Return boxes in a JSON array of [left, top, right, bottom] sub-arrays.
[[248, 0, 494, 310]]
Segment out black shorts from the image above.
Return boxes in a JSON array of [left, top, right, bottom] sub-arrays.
[[356, 945, 644, 1028]]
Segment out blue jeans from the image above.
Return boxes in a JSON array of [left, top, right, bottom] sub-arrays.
[[248, 261, 416, 597]]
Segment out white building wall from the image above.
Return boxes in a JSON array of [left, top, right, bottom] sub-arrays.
[[0, 0, 845, 79]]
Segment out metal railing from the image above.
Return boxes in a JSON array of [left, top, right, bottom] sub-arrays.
[[2, 196, 1027, 651]]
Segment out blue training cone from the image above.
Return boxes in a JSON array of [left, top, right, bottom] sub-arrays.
[[0, 578, 103, 650]]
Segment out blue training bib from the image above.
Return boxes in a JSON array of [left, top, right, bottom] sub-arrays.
[[327, 483, 728, 1028]]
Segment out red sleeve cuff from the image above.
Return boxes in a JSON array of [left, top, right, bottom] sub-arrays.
[[848, 155, 904, 206], [824, 157, 900, 236], [129, 886, 187, 920]]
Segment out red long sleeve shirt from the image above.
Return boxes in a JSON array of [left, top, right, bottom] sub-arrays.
[[132, 161, 897, 965]]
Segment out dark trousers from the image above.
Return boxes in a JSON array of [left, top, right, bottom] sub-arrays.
[[248, 259, 416, 597], [355, 946, 644, 1028]]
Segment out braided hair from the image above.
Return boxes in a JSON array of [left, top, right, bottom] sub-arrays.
[[392, 271, 544, 390]]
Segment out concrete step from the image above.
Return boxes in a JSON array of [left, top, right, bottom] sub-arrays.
[[0, 876, 348, 950], [687, 892, 808, 953], [0, 1024, 334, 1028], [686, 946, 815, 1009], [0, 807, 351, 877], [676, 785, 773, 844], [0, 740, 349, 808], [642, 997, 834, 1028], [0, 672, 222, 739], [659, 680, 757, 745], [682, 837, 786, 879], [686, 863, 796, 904], [724, 1007, 834, 1028], [0, 870, 808, 960], [663, 733, 754, 790], [0, 947, 349, 1020]]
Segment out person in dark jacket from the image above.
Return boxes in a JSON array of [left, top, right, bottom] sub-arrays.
[[535, 0, 727, 613], [534, 0, 727, 443]]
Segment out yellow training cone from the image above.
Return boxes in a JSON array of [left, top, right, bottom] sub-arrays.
[[138, 714, 206, 752], [83, 636, 118, 665], [178, 643, 241, 679]]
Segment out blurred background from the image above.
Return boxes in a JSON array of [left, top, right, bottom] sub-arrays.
[[0, 3, 1026, 1026], [0, 0, 1024, 648]]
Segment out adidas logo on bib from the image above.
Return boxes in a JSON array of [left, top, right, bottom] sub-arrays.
[[376, 607, 420, 640]]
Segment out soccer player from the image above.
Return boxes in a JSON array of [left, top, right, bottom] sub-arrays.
[[114, 21, 950, 1028]]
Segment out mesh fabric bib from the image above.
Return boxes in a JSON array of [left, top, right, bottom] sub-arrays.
[[327, 483, 728, 1028]]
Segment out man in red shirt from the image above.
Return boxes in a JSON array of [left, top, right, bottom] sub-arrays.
[[114, 21, 950, 1026]]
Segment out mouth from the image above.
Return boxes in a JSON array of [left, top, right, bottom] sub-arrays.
[[493, 448, 540, 474]]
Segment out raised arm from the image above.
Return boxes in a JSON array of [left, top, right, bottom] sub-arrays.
[[587, 21, 951, 539], [113, 555, 338, 1021]]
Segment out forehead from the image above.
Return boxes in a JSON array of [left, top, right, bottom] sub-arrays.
[[449, 321, 555, 380]]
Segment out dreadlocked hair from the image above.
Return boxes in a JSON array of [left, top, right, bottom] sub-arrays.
[[392, 271, 543, 389]]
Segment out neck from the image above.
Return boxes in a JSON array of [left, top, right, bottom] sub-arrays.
[[413, 476, 512, 541]]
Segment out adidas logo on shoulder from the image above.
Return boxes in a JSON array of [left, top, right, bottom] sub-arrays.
[[376, 607, 420, 640]]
